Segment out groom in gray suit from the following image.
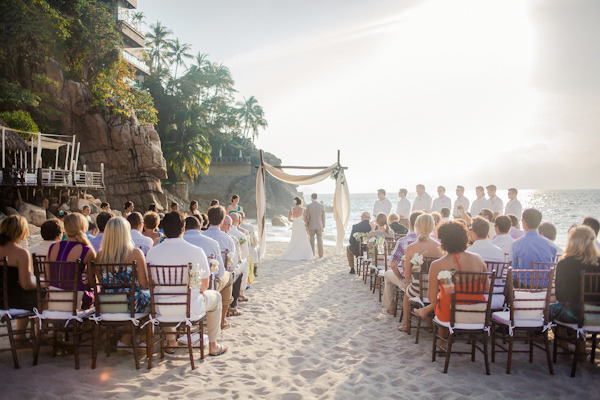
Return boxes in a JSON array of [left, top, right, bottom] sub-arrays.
[[306, 193, 326, 258]]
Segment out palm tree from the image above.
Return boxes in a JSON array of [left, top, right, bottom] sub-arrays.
[[146, 21, 172, 70], [131, 11, 145, 30], [237, 96, 268, 142], [167, 38, 193, 79]]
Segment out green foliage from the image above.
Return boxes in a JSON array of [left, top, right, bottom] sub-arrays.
[[0, 110, 40, 133]]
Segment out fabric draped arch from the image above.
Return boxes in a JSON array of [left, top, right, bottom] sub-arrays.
[[256, 161, 350, 257]]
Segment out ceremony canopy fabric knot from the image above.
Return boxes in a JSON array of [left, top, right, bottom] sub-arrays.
[[255, 151, 350, 257]]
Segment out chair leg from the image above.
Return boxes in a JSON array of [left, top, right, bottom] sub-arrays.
[[443, 333, 454, 373], [33, 322, 42, 366], [483, 332, 490, 375], [591, 334, 597, 363], [471, 333, 476, 362], [506, 334, 514, 374], [131, 323, 140, 370], [73, 322, 80, 370], [52, 326, 58, 357], [5, 318, 20, 369], [415, 315, 421, 344], [147, 327, 154, 369], [187, 325, 195, 370], [529, 330, 534, 363], [543, 331, 554, 375], [91, 323, 98, 369], [200, 320, 205, 359], [552, 326, 559, 363], [491, 324, 496, 363], [571, 337, 581, 377], [432, 324, 437, 362]]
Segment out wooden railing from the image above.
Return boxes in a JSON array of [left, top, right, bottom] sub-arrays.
[[0, 167, 104, 188]]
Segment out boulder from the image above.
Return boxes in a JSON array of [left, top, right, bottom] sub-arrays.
[[69, 198, 99, 214], [58, 203, 70, 212], [49, 203, 59, 216], [46, 211, 57, 220], [0, 212, 6, 221], [271, 215, 289, 227], [18, 203, 47, 227], [4, 206, 18, 216]]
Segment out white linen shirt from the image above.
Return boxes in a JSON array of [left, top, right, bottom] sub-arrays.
[[412, 193, 432, 212], [470, 197, 490, 217], [373, 198, 393, 217], [229, 226, 249, 260], [504, 199, 523, 219], [453, 196, 470, 218], [183, 229, 224, 278], [202, 226, 238, 270], [396, 197, 411, 219], [468, 239, 506, 263], [431, 195, 452, 213], [488, 195, 504, 216], [130, 229, 154, 255], [491, 234, 514, 259]]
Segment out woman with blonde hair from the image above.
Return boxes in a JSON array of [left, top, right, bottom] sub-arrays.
[[398, 213, 444, 332], [550, 225, 600, 323], [47, 213, 96, 309]]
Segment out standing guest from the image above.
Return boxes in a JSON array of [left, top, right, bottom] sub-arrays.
[[89, 211, 113, 253], [432, 186, 452, 213], [382, 211, 422, 314], [538, 222, 563, 257], [582, 217, 600, 249], [388, 213, 408, 235], [346, 212, 372, 273], [467, 217, 505, 262], [123, 201, 134, 218], [210, 199, 219, 207], [396, 188, 411, 228], [549, 225, 600, 323], [82, 205, 92, 223], [470, 186, 489, 217], [486, 185, 503, 220], [184, 216, 233, 330], [491, 215, 514, 259], [373, 189, 392, 217], [170, 202, 178, 212], [87, 222, 98, 239], [148, 203, 157, 212], [306, 193, 326, 258], [453, 186, 470, 219], [142, 212, 162, 245], [30, 218, 64, 257], [511, 208, 557, 270], [440, 208, 451, 224], [188, 200, 200, 217], [200, 213, 209, 230], [100, 202, 110, 212], [127, 212, 153, 255], [505, 188, 523, 220], [508, 214, 525, 239], [479, 208, 496, 239], [0, 215, 37, 339], [146, 212, 227, 356], [227, 194, 243, 215], [412, 184, 432, 212]]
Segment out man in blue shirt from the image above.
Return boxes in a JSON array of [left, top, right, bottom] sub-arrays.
[[511, 208, 558, 270]]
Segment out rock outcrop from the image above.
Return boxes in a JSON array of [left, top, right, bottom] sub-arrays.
[[18, 203, 47, 227]]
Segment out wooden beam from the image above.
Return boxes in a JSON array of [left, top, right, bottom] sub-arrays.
[[254, 165, 347, 170]]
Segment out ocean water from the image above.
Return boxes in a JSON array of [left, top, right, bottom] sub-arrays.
[[260, 189, 600, 249]]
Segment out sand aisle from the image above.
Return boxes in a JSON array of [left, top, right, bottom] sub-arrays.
[[0, 241, 597, 399]]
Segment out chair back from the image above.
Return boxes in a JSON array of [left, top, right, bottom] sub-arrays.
[[206, 254, 215, 290], [221, 250, 229, 271], [0, 257, 9, 311], [89, 261, 138, 317], [579, 272, 600, 328], [33, 258, 84, 315], [394, 233, 406, 241], [450, 271, 495, 326], [416, 257, 438, 301], [485, 261, 511, 305], [147, 264, 192, 318], [506, 268, 555, 324], [531, 261, 556, 271]]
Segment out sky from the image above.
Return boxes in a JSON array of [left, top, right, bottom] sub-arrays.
[[141, 0, 600, 194]]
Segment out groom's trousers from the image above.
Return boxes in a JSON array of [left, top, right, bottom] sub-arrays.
[[309, 229, 324, 258]]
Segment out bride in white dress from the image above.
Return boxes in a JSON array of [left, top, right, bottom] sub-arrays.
[[279, 197, 315, 260]]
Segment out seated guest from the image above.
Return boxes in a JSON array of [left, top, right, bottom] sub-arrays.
[[399, 214, 443, 331], [382, 211, 421, 315], [188, 200, 200, 217], [184, 216, 233, 329], [127, 212, 153, 255], [430, 212, 442, 240], [230, 213, 251, 301], [142, 211, 162, 245], [550, 225, 600, 323], [123, 201, 134, 218], [82, 205, 92, 224], [440, 208, 451, 224], [538, 221, 563, 256], [388, 213, 408, 235], [508, 214, 525, 239], [239, 211, 254, 233], [346, 212, 372, 273], [491, 215, 514, 259], [30, 218, 63, 257], [170, 202, 178, 212], [199, 213, 209, 230], [238, 211, 259, 275], [96, 217, 149, 349], [90, 211, 113, 253], [100, 202, 110, 212], [220, 215, 246, 316], [148, 203, 157, 212], [210, 199, 219, 207], [478, 208, 496, 239], [467, 217, 505, 262], [87, 222, 98, 242], [368, 213, 395, 239], [0, 215, 37, 339], [415, 221, 488, 320], [47, 213, 96, 309], [146, 212, 227, 356], [511, 208, 557, 269], [582, 217, 600, 249]]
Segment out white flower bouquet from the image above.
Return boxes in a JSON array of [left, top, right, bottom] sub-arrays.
[[226, 251, 235, 269], [189, 264, 202, 287], [353, 232, 368, 242], [410, 252, 425, 273], [210, 259, 220, 274], [376, 236, 385, 254], [437, 270, 454, 294], [239, 237, 247, 245]]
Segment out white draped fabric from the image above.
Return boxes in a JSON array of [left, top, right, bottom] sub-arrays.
[[256, 161, 350, 257]]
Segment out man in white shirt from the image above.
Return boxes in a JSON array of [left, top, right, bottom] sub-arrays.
[[373, 189, 392, 217], [127, 212, 154, 255], [220, 215, 247, 316], [184, 216, 233, 329], [468, 217, 506, 262], [432, 186, 452, 213], [146, 211, 227, 357], [89, 212, 113, 253], [238, 211, 260, 276], [203, 207, 238, 269], [412, 184, 432, 212], [491, 215, 514, 260], [486, 185, 504, 220], [504, 188, 523, 220], [582, 217, 600, 250], [229, 213, 251, 302], [396, 188, 411, 228], [538, 222, 563, 257], [470, 186, 489, 217], [453, 186, 470, 219]]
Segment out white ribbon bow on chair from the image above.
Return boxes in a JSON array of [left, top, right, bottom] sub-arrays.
[[508, 322, 515, 336], [29, 307, 45, 329], [89, 315, 103, 324], [141, 317, 160, 333], [542, 322, 556, 333], [576, 327, 586, 339], [63, 315, 83, 328], [175, 317, 193, 330], [483, 326, 491, 336]]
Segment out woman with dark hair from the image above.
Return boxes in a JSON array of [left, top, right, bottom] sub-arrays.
[[279, 197, 314, 260], [188, 200, 200, 217], [123, 201, 134, 218], [200, 213, 209, 230], [227, 194, 243, 215]]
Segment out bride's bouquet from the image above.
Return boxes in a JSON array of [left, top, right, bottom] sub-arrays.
[[437, 270, 455, 294]]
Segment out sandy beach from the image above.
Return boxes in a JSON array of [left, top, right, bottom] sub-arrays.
[[1, 241, 598, 399]]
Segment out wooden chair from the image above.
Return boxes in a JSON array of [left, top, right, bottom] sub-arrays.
[[32, 257, 95, 370], [369, 242, 387, 295], [146, 264, 206, 370], [407, 257, 438, 343], [375, 237, 398, 302], [0, 257, 35, 368], [484, 261, 511, 311], [89, 261, 150, 369], [491, 268, 555, 374], [432, 271, 495, 374], [354, 238, 367, 276], [553, 271, 600, 377], [531, 261, 556, 271]]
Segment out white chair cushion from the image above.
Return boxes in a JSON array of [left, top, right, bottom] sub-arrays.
[[433, 316, 485, 331], [488, 294, 505, 309], [41, 307, 95, 321], [554, 320, 600, 333], [513, 290, 546, 320], [47, 286, 84, 312], [584, 304, 600, 326], [97, 293, 129, 314], [492, 311, 543, 328], [156, 313, 206, 323], [0, 309, 31, 319], [455, 303, 487, 324], [98, 312, 149, 322]]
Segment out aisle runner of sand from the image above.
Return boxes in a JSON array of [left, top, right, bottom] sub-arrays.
[[0, 242, 597, 399]]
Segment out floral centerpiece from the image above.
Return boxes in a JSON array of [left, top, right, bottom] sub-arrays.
[[226, 251, 235, 270], [410, 252, 425, 273], [437, 270, 454, 294], [210, 259, 220, 274], [375, 236, 385, 254], [189, 263, 203, 287]]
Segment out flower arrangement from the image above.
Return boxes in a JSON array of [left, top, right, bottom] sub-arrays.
[[410, 252, 425, 273], [189, 263, 202, 287], [437, 270, 454, 293], [239, 237, 247, 245], [376, 236, 385, 254], [210, 259, 220, 274], [249, 232, 258, 247], [226, 251, 235, 269], [353, 232, 368, 242]]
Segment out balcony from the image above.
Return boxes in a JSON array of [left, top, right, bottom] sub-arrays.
[[117, 7, 145, 48], [121, 49, 150, 75], [211, 156, 251, 164]]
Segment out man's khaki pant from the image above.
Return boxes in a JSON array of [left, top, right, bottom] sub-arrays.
[[383, 269, 406, 312]]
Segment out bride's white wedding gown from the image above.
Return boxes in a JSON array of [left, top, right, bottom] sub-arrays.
[[279, 208, 315, 260]]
